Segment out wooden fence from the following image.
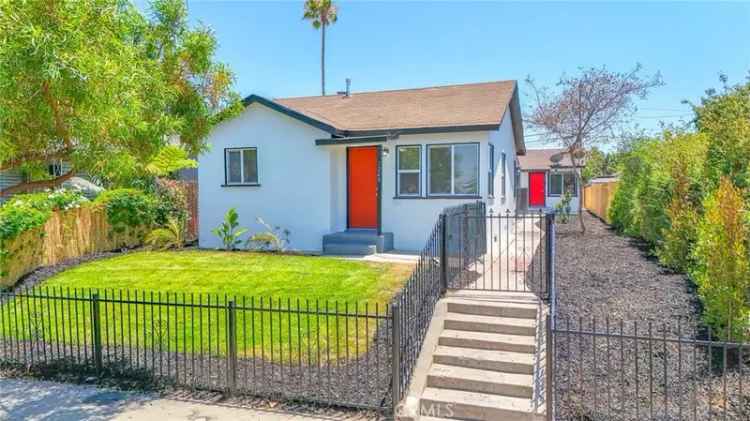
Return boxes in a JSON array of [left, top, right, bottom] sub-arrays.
[[1, 206, 146, 287], [583, 180, 618, 223]]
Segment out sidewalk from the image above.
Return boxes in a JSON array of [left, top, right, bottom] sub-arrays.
[[0, 377, 366, 421]]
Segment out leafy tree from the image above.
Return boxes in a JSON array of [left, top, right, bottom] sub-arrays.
[[692, 178, 750, 341], [691, 75, 750, 191], [0, 0, 240, 195], [145, 145, 198, 177], [303, 0, 338, 95], [526, 64, 663, 233]]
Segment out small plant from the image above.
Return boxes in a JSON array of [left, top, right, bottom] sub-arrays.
[[246, 217, 291, 252], [212, 208, 247, 251], [555, 191, 573, 224], [145, 217, 186, 250]]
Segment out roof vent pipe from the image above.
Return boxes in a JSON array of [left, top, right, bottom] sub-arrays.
[[345, 78, 351, 97]]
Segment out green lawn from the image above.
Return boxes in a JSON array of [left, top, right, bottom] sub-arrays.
[[1, 251, 412, 362]]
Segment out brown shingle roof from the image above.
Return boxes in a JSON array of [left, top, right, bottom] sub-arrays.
[[518, 148, 580, 170], [273, 81, 517, 133]]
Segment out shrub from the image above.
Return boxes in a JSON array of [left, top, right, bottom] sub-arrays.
[[212, 208, 247, 251], [152, 179, 189, 227], [94, 188, 157, 233], [145, 217, 186, 250], [692, 178, 750, 341], [246, 217, 290, 252], [0, 188, 89, 242], [554, 192, 573, 224]]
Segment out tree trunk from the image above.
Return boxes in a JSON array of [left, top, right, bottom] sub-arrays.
[[321, 25, 326, 96], [1, 169, 75, 197], [575, 167, 586, 234]]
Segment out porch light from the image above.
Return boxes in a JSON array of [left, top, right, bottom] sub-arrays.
[[382, 146, 390, 158]]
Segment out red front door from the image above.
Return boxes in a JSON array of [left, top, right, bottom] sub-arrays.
[[529, 171, 546, 207], [348, 147, 378, 229]]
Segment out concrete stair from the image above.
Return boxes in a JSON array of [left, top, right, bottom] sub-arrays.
[[322, 230, 393, 255], [415, 297, 543, 421]]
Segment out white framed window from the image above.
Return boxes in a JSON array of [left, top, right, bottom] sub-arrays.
[[224, 147, 258, 185], [48, 160, 63, 177], [427, 143, 479, 196], [488, 144, 495, 198], [549, 172, 577, 196], [501, 151, 507, 198], [396, 145, 421, 196]]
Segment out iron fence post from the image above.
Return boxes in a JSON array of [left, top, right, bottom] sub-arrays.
[[546, 313, 554, 421], [439, 213, 448, 293], [545, 213, 555, 301], [391, 303, 402, 416], [226, 300, 238, 395], [90, 292, 103, 373]]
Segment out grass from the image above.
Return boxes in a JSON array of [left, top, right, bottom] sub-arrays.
[[0, 250, 413, 362]]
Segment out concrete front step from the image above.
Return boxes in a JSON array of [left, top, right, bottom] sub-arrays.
[[445, 299, 537, 320], [420, 388, 539, 421], [432, 345, 534, 375], [427, 364, 533, 399], [322, 230, 394, 254], [438, 330, 535, 354], [444, 313, 536, 336], [322, 242, 377, 255]]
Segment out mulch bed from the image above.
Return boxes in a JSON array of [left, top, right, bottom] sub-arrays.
[[553, 212, 749, 420]]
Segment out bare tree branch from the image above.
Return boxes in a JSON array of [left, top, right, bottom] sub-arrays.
[[524, 64, 663, 233]]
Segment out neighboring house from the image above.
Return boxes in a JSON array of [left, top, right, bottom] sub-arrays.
[[198, 81, 527, 253], [0, 160, 75, 202], [517, 148, 583, 213]]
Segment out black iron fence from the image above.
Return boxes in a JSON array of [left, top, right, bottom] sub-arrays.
[[390, 216, 443, 408], [444, 204, 553, 297], [0, 203, 555, 415], [0, 288, 393, 410], [549, 317, 749, 420], [544, 216, 750, 420]]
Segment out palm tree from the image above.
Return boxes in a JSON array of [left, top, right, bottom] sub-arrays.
[[303, 0, 338, 96]]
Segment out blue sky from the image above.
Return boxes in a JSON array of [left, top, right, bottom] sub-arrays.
[[139, 1, 750, 148]]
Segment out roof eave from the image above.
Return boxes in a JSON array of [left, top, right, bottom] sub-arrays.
[[508, 83, 527, 155], [343, 124, 500, 137], [242, 94, 340, 135]]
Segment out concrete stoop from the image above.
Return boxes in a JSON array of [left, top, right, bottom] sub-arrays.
[[405, 295, 546, 421]]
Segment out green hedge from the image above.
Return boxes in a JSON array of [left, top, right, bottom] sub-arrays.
[[608, 80, 750, 340], [0, 189, 90, 243]]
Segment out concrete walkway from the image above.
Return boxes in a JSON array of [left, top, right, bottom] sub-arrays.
[[0, 377, 365, 421]]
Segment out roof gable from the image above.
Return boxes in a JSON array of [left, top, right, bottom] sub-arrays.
[[241, 81, 526, 152]]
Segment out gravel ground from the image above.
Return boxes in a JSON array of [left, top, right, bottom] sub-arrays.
[[553, 212, 749, 420]]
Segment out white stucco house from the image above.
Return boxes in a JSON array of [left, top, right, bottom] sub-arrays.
[[197, 81, 527, 253], [517, 148, 583, 214]]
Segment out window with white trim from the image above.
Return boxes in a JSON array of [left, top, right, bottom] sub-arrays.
[[225, 147, 258, 185], [501, 151, 507, 198], [428, 144, 479, 196], [549, 172, 577, 196], [488, 144, 495, 197], [396, 145, 421, 196]]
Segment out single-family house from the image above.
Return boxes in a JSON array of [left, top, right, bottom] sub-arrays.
[[517, 148, 583, 213], [197, 81, 527, 253]]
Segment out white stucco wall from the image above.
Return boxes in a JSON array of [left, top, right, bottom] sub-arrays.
[[487, 110, 519, 215], [198, 102, 522, 253], [198, 103, 332, 251]]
